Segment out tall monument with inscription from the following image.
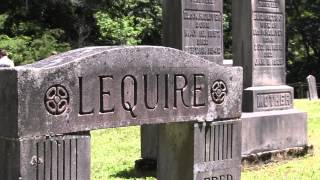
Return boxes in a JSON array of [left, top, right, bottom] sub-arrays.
[[233, 0, 308, 155], [141, 0, 225, 162]]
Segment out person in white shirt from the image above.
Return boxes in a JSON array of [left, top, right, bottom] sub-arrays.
[[0, 50, 14, 67]]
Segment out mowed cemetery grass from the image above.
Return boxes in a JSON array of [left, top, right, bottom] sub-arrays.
[[91, 100, 320, 180]]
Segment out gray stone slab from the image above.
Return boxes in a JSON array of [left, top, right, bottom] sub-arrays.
[[0, 133, 90, 180], [163, 0, 223, 64], [142, 0, 225, 160], [233, 0, 308, 159], [243, 85, 294, 112], [141, 124, 159, 159], [233, 0, 286, 87], [0, 46, 242, 138], [307, 75, 318, 100], [158, 120, 241, 180], [241, 109, 308, 155]]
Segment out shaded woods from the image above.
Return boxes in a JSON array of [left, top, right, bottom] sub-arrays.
[[0, 0, 319, 83]]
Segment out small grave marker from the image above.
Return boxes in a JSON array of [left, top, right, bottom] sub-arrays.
[[307, 75, 318, 100]]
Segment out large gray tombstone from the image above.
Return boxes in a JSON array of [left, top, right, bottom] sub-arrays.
[[307, 75, 318, 100], [233, 0, 308, 156], [0, 46, 242, 180], [141, 0, 224, 162]]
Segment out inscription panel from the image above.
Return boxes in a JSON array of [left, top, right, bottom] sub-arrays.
[[194, 120, 241, 180], [9, 47, 242, 137], [195, 163, 240, 180], [252, 0, 286, 86], [256, 92, 292, 110], [77, 69, 209, 121], [183, 0, 223, 62]]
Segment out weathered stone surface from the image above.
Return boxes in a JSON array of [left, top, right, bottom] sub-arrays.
[[0, 46, 242, 138], [158, 120, 241, 180], [242, 110, 307, 155], [141, 124, 159, 159], [163, 0, 223, 64], [233, 0, 308, 158], [0, 133, 90, 180], [142, 0, 225, 162], [233, 0, 286, 87], [243, 85, 293, 112], [307, 75, 318, 100]]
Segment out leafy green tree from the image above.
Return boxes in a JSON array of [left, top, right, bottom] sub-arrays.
[[94, 0, 162, 45], [0, 13, 70, 65], [286, 0, 320, 83]]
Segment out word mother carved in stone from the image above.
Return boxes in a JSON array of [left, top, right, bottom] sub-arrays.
[[0, 46, 242, 138]]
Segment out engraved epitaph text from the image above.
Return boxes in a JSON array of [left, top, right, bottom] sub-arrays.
[[77, 71, 209, 119], [252, 0, 286, 85], [183, 0, 223, 61]]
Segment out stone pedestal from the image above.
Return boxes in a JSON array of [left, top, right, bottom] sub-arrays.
[[241, 110, 307, 155], [158, 120, 241, 180], [0, 133, 90, 180]]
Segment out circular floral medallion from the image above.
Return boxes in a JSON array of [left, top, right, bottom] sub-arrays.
[[211, 80, 227, 104], [44, 85, 69, 115]]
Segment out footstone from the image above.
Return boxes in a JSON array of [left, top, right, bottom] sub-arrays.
[[158, 120, 241, 180], [0, 133, 90, 180], [232, 0, 308, 157], [307, 75, 318, 100]]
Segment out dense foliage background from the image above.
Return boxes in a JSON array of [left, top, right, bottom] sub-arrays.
[[0, 0, 319, 83]]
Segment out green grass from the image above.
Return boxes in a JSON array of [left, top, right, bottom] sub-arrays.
[[91, 127, 155, 180], [242, 99, 320, 180], [91, 99, 320, 180]]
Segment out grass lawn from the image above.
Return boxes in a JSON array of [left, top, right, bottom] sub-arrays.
[[91, 100, 320, 180]]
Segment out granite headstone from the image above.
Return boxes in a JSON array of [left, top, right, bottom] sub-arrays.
[[141, 0, 225, 162], [0, 46, 243, 179], [233, 0, 308, 156], [307, 75, 318, 100]]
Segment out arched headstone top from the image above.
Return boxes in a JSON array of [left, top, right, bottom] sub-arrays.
[[21, 46, 214, 69], [0, 46, 242, 137]]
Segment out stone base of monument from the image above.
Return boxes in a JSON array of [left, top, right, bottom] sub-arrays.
[[241, 109, 308, 156], [157, 120, 241, 180], [242, 145, 313, 165], [0, 133, 90, 179]]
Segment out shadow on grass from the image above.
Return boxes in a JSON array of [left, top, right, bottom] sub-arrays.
[[111, 168, 156, 179]]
